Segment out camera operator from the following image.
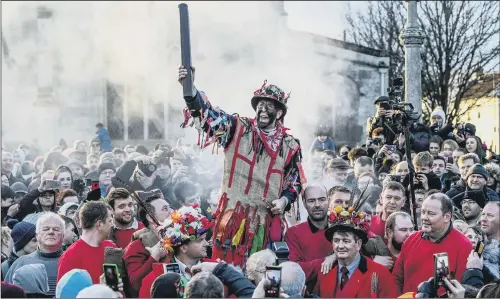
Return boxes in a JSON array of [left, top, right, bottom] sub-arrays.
[[367, 96, 397, 148]]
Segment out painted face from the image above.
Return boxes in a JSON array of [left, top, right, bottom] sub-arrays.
[[256, 99, 279, 129]]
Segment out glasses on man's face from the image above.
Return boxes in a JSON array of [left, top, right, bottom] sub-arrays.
[[461, 200, 478, 206], [91, 143, 100, 148]]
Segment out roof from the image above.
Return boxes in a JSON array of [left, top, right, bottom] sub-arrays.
[[462, 72, 500, 100], [291, 29, 389, 58]]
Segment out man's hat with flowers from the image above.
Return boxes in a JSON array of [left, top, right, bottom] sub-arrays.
[[157, 204, 212, 252], [325, 206, 370, 244]]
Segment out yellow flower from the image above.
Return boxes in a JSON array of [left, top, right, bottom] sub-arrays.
[[348, 207, 354, 213], [171, 212, 182, 223], [358, 212, 365, 219], [334, 206, 344, 214]]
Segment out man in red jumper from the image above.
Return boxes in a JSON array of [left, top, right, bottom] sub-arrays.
[[106, 188, 145, 249], [57, 201, 116, 284], [315, 205, 398, 298], [284, 183, 336, 293], [392, 193, 472, 296], [123, 193, 172, 294], [370, 181, 406, 240]]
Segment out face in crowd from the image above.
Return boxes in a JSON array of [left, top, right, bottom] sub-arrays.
[[329, 190, 351, 211], [332, 231, 361, 264], [420, 197, 452, 239], [255, 99, 283, 129], [303, 185, 329, 222], [386, 214, 414, 251]]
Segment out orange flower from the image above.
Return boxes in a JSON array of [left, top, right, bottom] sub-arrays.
[[348, 207, 354, 213], [163, 239, 173, 252], [171, 212, 182, 223]]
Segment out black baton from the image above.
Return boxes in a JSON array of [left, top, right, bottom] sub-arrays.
[[179, 3, 194, 100]]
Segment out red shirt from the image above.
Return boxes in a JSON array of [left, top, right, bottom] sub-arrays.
[[114, 221, 145, 249], [392, 227, 472, 296], [57, 238, 117, 284], [284, 218, 332, 292], [370, 215, 386, 239], [123, 238, 158, 291]]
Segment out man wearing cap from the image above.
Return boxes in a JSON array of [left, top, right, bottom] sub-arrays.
[[325, 158, 350, 189], [138, 205, 213, 298], [98, 161, 116, 197], [1, 220, 37, 276], [177, 66, 304, 267], [314, 205, 398, 298], [449, 164, 500, 207]]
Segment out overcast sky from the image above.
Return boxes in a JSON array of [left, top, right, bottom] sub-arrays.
[[285, 1, 367, 40]]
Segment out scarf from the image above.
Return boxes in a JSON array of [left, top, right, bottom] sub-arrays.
[[252, 119, 288, 159]]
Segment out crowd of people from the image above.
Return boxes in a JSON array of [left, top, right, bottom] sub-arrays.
[[1, 66, 499, 299]]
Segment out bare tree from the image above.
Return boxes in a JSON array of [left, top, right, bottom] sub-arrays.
[[346, 1, 500, 124]]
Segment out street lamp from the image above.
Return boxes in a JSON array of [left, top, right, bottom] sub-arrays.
[[399, 0, 424, 116]]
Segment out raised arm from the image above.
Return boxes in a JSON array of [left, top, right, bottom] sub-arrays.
[[178, 66, 237, 149]]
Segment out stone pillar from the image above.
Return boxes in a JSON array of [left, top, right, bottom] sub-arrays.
[[378, 67, 389, 96], [399, 0, 424, 115]]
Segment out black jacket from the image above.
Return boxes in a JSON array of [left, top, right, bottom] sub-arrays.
[[446, 185, 500, 206], [212, 263, 256, 298]]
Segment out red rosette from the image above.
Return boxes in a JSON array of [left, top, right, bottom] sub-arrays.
[[186, 226, 196, 235]]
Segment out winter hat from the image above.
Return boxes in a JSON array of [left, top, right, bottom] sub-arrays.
[[127, 152, 143, 161], [1, 185, 16, 200], [460, 190, 487, 209], [23, 212, 44, 225], [98, 162, 116, 175], [327, 158, 350, 170], [56, 269, 93, 298], [8, 220, 36, 252], [1, 281, 26, 298], [10, 182, 28, 196], [430, 106, 446, 124], [466, 164, 489, 180], [12, 264, 49, 295], [464, 123, 476, 135], [76, 285, 118, 298], [151, 273, 183, 298]]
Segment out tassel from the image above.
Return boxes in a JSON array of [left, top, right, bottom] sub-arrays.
[[232, 219, 246, 246]]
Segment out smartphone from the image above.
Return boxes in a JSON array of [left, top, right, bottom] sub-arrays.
[[433, 253, 450, 287], [386, 145, 396, 153], [264, 266, 282, 298], [85, 178, 92, 187], [44, 180, 61, 190], [103, 264, 120, 291], [164, 263, 180, 274], [475, 241, 485, 258]]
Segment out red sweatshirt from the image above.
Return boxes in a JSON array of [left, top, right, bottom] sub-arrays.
[[57, 239, 117, 284], [114, 221, 145, 249], [123, 238, 159, 291], [284, 218, 332, 292], [370, 215, 386, 238], [392, 226, 472, 296]]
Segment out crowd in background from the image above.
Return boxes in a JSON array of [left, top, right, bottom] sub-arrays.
[[1, 101, 499, 298]]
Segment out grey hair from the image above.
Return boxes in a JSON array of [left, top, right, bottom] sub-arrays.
[[246, 249, 277, 281], [77, 285, 118, 298], [280, 262, 306, 297], [36, 212, 65, 234], [185, 271, 224, 298]]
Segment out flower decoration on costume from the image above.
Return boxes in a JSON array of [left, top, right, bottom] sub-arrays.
[[328, 205, 370, 233], [157, 204, 212, 252]]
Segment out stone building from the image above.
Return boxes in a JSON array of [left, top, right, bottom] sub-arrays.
[[1, 2, 389, 151]]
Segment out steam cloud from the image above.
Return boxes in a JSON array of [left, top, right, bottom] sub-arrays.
[[2, 1, 356, 153]]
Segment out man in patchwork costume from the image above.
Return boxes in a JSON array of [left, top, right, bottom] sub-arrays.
[[178, 67, 305, 267]]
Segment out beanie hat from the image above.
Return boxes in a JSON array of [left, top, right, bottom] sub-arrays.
[[328, 158, 350, 170], [65, 159, 84, 170], [58, 202, 79, 217], [460, 190, 487, 209], [98, 162, 116, 175], [467, 164, 489, 180], [1, 185, 16, 200], [151, 273, 183, 298], [8, 220, 36, 252], [10, 182, 28, 195], [430, 106, 446, 124], [56, 269, 93, 298], [464, 123, 476, 135]]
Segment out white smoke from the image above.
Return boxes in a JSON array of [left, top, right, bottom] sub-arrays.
[[2, 1, 356, 153]]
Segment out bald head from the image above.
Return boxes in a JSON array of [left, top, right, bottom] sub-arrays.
[[303, 183, 329, 221], [303, 183, 327, 200]]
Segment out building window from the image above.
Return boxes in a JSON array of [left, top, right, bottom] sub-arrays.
[[106, 82, 166, 141]]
